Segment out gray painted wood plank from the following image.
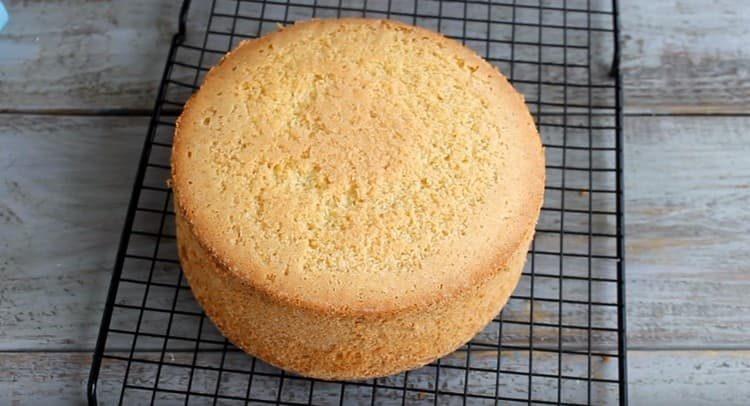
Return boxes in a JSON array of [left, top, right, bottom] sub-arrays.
[[620, 0, 750, 114], [625, 116, 750, 347], [0, 0, 181, 113], [0, 115, 145, 350], [2, 351, 749, 405], [1, 0, 748, 113], [1, 114, 749, 352]]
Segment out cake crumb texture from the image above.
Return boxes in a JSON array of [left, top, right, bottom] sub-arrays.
[[176, 213, 533, 380], [172, 18, 544, 313]]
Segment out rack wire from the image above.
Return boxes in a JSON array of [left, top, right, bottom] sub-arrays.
[[88, 0, 626, 404]]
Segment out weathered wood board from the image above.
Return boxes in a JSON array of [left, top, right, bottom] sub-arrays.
[[620, 0, 750, 114], [624, 116, 750, 348], [0, 115, 144, 350], [2, 0, 750, 402], [2, 351, 749, 405], [0, 0, 180, 113], [2, 114, 749, 352], [1, 0, 748, 113]]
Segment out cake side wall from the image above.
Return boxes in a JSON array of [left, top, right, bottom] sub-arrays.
[[176, 214, 531, 380]]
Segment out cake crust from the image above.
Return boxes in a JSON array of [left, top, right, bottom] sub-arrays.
[[171, 18, 544, 379], [172, 18, 545, 315], [176, 212, 534, 379]]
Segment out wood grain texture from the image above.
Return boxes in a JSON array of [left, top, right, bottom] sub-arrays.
[[0, 115, 146, 350], [0, 0, 180, 112], [620, 0, 750, 114], [625, 116, 750, 347], [1, 114, 749, 352], [2, 1, 749, 397], [2, 351, 748, 405], [1, 0, 748, 113]]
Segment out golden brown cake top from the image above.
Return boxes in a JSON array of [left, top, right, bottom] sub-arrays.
[[172, 18, 544, 314]]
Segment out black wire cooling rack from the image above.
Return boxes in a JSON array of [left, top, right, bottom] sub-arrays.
[[88, 0, 625, 404]]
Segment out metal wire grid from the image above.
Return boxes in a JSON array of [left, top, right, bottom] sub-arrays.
[[88, 0, 625, 404]]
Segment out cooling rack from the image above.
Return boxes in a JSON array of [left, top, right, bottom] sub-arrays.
[[88, 0, 626, 404]]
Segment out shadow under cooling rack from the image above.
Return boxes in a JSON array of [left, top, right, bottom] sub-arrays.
[[88, 0, 626, 405]]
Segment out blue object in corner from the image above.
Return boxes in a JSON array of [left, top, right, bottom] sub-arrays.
[[0, 2, 8, 32]]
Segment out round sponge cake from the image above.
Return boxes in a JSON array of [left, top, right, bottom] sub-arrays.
[[172, 18, 545, 380]]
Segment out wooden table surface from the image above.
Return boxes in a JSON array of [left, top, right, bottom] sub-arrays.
[[1, 0, 749, 404]]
